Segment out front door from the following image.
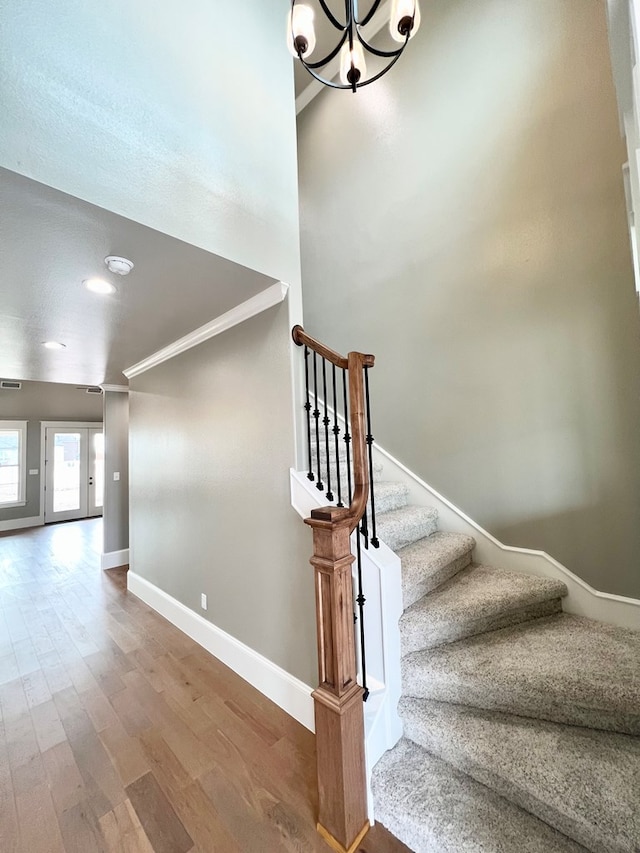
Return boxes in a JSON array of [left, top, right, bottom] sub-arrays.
[[45, 426, 104, 523]]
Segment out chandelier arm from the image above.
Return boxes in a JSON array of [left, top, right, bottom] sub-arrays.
[[299, 29, 350, 70], [298, 61, 359, 90], [356, 0, 383, 27], [314, 0, 348, 30], [355, 26, 409, 58], [354, 49, 406, 87]]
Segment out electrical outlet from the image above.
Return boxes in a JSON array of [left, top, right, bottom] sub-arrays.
[[29, 469, 38, 475], [200, 593, 207, 611], [113, 472, 120, 481]]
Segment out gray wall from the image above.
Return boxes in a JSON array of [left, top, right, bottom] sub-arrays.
[[103, 391, 129, 555], [129, 305, 315, 684], [0, 0, 300, 283], [297, 0, 640, 598], [0, 381, 102, 522]]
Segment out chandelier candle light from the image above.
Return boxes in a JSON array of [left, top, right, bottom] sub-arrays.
[[287, 0, 421, 92]]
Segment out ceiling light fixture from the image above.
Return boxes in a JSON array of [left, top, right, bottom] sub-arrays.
[[287, 0, 421, 93], [84, 277, 117, 295], [104, 255, 134, 276], [42, 341, 66, 350]]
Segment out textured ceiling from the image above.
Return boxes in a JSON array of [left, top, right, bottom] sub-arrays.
[[0, 168, 277, 386]]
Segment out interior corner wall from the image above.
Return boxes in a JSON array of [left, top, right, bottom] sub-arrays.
[[128, 304, 316, 685], [103, 391, 129, 556], [297, 0, 640, 598], [0, 0, 300, 285], [0, 381, 103, 524]]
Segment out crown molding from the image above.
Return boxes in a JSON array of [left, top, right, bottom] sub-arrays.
[[123, 281, 289, 380], [101, 384, 129, 393]]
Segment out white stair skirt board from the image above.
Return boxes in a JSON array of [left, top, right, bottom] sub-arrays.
[[0, 514, 44, 532], [372, 444, 640, 630], [127, 571, 315, 733], [101, 548, 130, 570], [290, 468, 404, 824]]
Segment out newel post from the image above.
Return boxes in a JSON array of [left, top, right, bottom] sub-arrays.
[[306, 506, 369, 853]]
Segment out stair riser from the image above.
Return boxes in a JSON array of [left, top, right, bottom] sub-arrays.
[[378, 517, 439, 552], [400, 669, 640, 736], [401, 598, 564, 654], [371, 488, 409, 515], [400, 705, 637, 853], [403, 549, 473, 610]]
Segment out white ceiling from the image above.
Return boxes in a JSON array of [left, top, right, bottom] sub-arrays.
[[0, 168, 277, 387]]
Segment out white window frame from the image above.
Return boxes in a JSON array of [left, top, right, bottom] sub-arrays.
[[0, 420, 28, 508]]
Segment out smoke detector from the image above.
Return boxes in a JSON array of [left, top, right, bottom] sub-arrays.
[[104, 255, 134, 276]]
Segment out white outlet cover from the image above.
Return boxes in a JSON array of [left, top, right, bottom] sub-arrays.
[[200, 593, 207, 610], [113, 472, 120, 481], [28, 469, 38, 475]]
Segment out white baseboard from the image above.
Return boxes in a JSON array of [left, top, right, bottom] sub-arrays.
[[0, 515, 44, 532], [101, 548, 130, 569], [127, 571, 315, 732]]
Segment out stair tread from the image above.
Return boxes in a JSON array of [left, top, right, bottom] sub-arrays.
[[402, 613, 640, 734], [370, 480, 410, 513], [371, 738, 587, 853], [398, 531, 475, 608], [375, 505, 438, 552], [400, 697, 640, 853], [400, 564, 567, 650]]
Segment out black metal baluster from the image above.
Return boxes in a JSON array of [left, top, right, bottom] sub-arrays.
[[332, 364, 343, 507], [342, 368, 353, 505], [364, 366, 379, 548], [322, 358, 333, 501], [355, 527, 369, 701], [312, 352, 323, 491], [303, 346, 314, 482]]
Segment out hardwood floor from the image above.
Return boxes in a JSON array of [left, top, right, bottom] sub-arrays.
[[0, 519, 409, 853]]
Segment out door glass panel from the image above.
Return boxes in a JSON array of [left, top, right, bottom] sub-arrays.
[[0, 429, 20, 503], [53, 433, 81, 512], [93, 432, 104, 509]]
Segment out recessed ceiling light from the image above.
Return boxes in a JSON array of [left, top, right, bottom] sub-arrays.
[[84, 277, 116, 295], [42, 341, 66, 350], [104, 255, 134, 276]]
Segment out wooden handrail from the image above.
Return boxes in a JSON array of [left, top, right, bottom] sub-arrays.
[[292, 324, 375, 370], [292, 325, 374, 853]]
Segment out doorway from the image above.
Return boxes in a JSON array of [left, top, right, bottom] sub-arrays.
[[44, 425, 104, 523]]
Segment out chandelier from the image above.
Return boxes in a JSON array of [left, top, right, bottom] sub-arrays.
[[287, 1, 421, 93]]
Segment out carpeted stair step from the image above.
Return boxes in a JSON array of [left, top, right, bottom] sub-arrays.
[[371, 738, 587, 853], [375, 506, 438, 552], [398, 531, 475, 609], [370, 480, 409, 515], [399, 697, 640, 853], [402, 613, 640, 734], [400, 565, 567, 652]]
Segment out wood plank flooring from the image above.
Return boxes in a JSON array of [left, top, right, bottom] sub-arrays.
[[0, 519, 409, 853]]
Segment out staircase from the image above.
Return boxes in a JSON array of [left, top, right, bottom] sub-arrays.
[[370, 483, 640, 853], [291, 326, 640, 853]]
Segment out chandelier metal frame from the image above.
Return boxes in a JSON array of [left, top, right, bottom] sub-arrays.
[[290, 0, 416, 93]]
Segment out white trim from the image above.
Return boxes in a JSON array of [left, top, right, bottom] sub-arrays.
[[123, 282, 290, 379], [0, 514, 44, 532], [295, 1, 390, 114], [0, 419, 28, 506], [101, 548, 129, 569], [39, 421, 104, 524], [373, 443, 640, 630], [101, 384, 129, 393], [127, 571, 315, 731]]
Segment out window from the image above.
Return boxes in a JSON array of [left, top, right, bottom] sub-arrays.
[[0, 421, 27, 507]]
